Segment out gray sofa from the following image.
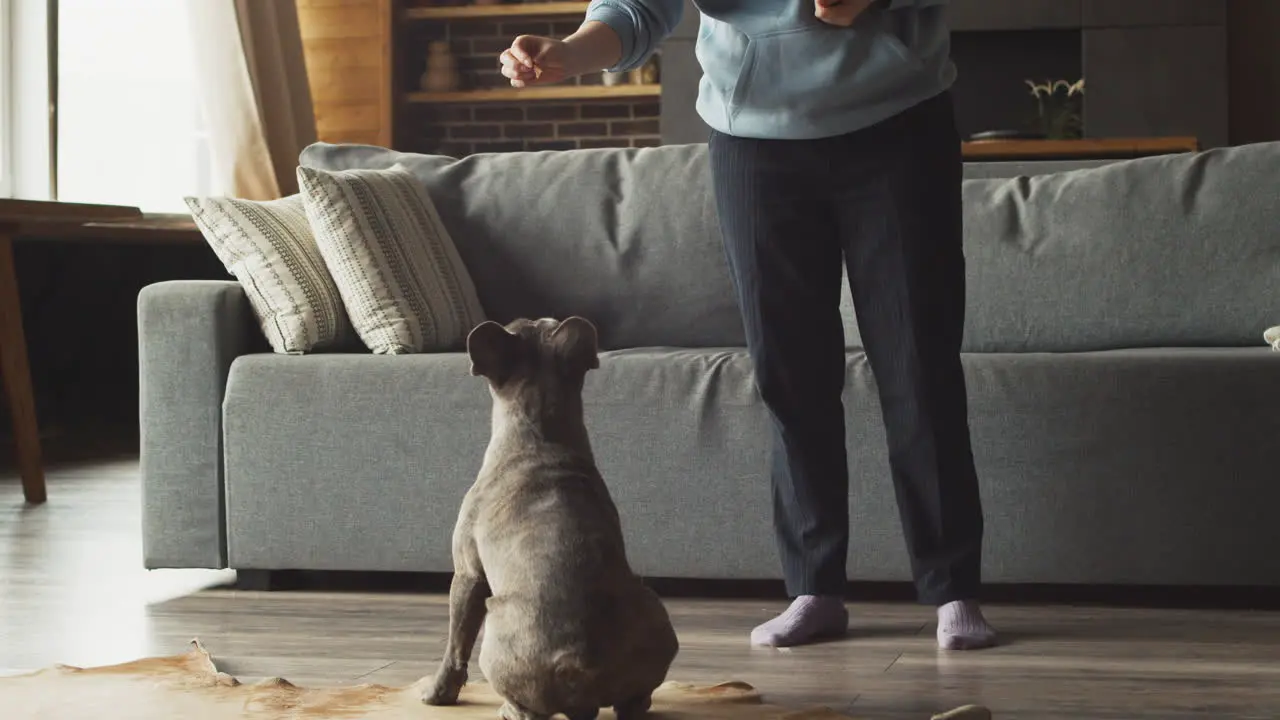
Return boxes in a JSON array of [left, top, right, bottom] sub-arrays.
[[138, 140, 1280, 588]]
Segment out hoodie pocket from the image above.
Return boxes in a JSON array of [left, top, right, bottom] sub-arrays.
[[728, 37, 761, 113], [697, 19, 756, 121], [727, 27, 821, 120], [728, 21, 925, 123]]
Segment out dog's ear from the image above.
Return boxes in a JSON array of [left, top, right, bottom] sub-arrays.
[[549, 316, 600, 374], [467, 321, 520, 382]]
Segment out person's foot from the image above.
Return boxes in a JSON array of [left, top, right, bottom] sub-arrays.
[[936, 599, 997, 650], [750, 595, 848, 647]]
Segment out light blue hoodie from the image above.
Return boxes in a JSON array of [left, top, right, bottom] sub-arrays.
[[584, 0, 955, 140]]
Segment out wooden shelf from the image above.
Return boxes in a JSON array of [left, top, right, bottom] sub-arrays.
[[406, 84, 660, 104], [961, 137, 1199, 160], [405, 2, 589, 20]]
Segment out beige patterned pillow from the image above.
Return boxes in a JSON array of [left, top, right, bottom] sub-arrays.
[[296, 164, 487, 354], [185, 194, 353, 354]]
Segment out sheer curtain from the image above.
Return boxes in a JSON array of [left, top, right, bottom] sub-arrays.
[[52, 0, 316, 209], [0, 0, 11, 199], [186, 0, 317, 200], [56, 0, 204, 210]]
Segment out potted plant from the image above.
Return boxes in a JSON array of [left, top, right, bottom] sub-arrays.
[[1026, 78, 1085, 140]]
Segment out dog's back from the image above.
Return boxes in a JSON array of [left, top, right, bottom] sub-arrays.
[[473, 443, 628, 594], [458, 317, 678, 719]]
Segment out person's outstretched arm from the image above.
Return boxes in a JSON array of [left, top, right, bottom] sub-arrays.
[[584, 0, 684, 72], [501, 0, 682, 87]]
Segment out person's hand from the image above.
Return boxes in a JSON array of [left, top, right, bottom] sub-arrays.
[[500, 23, 623, 87], [814, 0, 875, 27], [500, 35, 570, 87]]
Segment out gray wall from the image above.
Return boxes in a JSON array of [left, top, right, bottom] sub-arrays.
[[658, 0, 705, 146], [1227, 0, 1280, 145], [660, 0, 1229, 149]]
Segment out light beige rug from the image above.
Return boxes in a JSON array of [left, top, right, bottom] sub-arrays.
[[0, 641, 990, 720]]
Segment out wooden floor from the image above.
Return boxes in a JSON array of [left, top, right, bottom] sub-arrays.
[[2, 457, 1279, 719]]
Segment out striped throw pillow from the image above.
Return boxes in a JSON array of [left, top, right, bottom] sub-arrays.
[[296, 164, 487, 354], [185, 194, 354, 354]]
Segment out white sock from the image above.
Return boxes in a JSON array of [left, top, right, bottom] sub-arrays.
[[749, 595, 848, 647], [936, 599, 997, 650]]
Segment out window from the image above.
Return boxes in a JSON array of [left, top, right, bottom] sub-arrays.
[[55, 0, 213, 212], [0, 0, 12, 199]]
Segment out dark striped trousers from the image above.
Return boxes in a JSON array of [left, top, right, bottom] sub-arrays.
[[708, 91, 984, 606]]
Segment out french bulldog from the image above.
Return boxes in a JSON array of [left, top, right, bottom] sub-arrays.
[[422, 316, 679, 720]]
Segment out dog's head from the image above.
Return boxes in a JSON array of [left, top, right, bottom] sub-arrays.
[[465, 316, 600, 399]]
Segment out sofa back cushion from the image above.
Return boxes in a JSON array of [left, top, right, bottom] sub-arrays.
[[301, 142, 772, 350], [961, 141, 1280, 352], [302, 140, 1280, 353]]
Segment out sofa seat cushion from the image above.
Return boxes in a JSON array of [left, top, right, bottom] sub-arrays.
[[222, 346, 1280, 585], [220, 347, 776, 576]]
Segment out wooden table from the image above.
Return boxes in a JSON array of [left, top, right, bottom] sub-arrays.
[[0, 199, 201, 504]]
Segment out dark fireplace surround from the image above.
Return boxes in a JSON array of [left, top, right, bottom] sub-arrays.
[[658, 0, 1229, 151], [950, 29, 1081, 141]]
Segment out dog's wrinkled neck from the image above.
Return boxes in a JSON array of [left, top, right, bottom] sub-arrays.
[[487, 380, 595, 461]]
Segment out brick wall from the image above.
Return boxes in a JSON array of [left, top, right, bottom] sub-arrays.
[[405, 101, 661, 156], [402, 17, 662, 155]]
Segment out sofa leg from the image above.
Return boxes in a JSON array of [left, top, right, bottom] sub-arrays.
[[235, 570, 302, 591]]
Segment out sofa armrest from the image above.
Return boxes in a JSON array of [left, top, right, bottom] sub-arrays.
[[137, 280, 260, 569]]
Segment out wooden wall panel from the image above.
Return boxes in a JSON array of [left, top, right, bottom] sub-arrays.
[[296, 0, 393, 148]]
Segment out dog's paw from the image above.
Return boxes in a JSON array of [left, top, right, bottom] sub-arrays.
[[499, 700, 548, 720], [421, 664, 468, 706], [614, 693, 652, 720]]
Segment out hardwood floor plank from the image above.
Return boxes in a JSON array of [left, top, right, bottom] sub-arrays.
[[853, 672, 1280, 720], [3, 458, 1279, 718]]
